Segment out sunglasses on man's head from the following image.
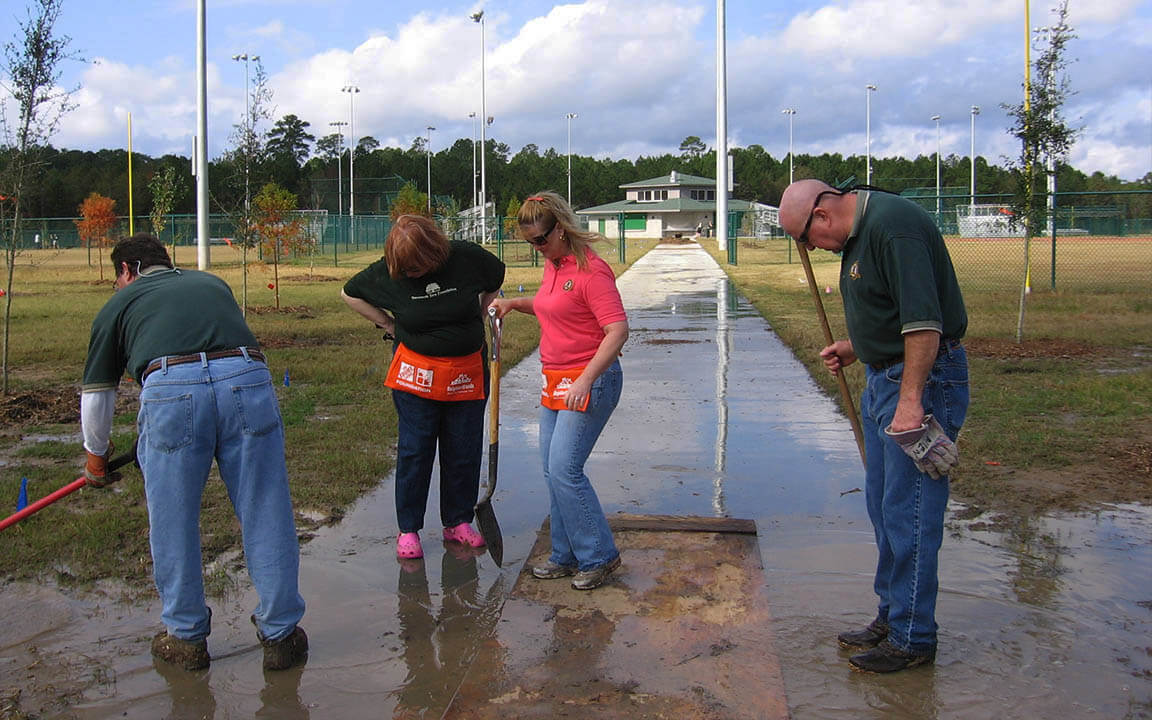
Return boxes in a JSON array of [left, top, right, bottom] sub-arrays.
[[525, 222, 556, 246]]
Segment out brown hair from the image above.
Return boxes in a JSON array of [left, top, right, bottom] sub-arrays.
[[384, 215, 450, 279], [518, 191, 604, 270]]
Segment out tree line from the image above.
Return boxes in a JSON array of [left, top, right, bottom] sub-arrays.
[[8, 125, 1150, 224]]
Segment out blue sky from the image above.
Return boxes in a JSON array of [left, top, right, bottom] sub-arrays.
[[8, 0, 1152, 181]]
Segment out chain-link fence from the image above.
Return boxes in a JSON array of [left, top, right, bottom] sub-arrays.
[[6, 212, 626, 269], [725, 190, 1152, 293]]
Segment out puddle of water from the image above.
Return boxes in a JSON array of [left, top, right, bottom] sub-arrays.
[[6, 245, 1151, 719]]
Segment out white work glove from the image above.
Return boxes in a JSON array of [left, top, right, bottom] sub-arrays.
[[884, 414, 959, 479]]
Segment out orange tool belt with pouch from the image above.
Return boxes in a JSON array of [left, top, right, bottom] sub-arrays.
[[540, 366, 590, 412], [384, 343, 486, 401]]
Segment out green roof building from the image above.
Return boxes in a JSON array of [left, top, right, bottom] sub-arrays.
[[577, 171, 756, 240]]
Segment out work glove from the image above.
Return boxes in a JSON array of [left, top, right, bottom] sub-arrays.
[[884, 414, 959, 479], [84, 443, 121, 488]]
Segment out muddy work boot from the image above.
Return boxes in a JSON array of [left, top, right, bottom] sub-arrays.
[[151, 631, 210, 671], [837, 619, 889, 650], [571, 555, 622, 591], [849, 640, 935, 673], [532, 560, 577, 580], [260, 626, 309, 671]]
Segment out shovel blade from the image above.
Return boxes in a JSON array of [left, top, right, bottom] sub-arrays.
[[475, 500, 503, 567]]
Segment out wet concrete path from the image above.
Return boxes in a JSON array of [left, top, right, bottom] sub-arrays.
[[7, 244, 1151, 718]]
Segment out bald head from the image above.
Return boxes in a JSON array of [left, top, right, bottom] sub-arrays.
[[779, 179, 856, 252], [779, 179, 833, 238]]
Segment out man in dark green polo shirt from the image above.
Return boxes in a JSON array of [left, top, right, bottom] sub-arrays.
[[81, 234, 307, 672], [780, 180, 970, 673]]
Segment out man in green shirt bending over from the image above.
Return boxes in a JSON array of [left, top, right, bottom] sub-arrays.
[[82, 234, 307, 672]]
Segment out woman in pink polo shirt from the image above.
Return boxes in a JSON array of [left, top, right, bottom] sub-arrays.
[[490, 191, 629, 590]]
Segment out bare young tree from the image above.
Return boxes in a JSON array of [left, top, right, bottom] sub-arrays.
[[219, 58, 274, 315], [1002, 0, 1078, 341], [0, 0, 81, 393]]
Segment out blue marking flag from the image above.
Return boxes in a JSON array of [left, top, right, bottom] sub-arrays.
[[17, 477, 28, 511], [283, 368, 291, 387]]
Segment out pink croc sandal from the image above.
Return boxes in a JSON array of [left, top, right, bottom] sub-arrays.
[[396, 532, 423, 559], [442, 523, 486, 548]]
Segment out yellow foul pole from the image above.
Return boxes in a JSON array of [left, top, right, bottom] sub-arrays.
[[127, 112, 135, 235]]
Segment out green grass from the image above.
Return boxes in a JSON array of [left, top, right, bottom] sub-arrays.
[[703, 240, 1152, 511], [0, 244, 645, 587]]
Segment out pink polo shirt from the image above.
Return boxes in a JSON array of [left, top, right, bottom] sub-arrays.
[[534, 249, 627, 369]]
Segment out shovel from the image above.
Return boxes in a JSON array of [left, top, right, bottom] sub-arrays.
[[1, 440, 139, 532], [474, 307, 504, 566]]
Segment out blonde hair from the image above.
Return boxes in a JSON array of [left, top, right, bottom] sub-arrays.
[[384, 215, 450, 279], [518, 191, 604, 270]]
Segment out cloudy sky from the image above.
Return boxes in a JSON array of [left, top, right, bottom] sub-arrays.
[[10, 0, 1152, 181]]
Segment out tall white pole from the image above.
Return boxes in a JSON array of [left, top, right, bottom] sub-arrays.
[[566, 112, 577, 204], [970, 105, 980, 209], [425, 125, 435, 213], [865, 84, 877, 184], [469, 112, 478, 209], [715, 0, 728, 253], [931, 114, 942, 220], [781, 108, 796, 184], [343, 85, 359, 242], [472, 11, 487, 242], [195, 0, 209, 269]]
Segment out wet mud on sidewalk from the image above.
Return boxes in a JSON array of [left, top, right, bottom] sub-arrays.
[[2, 243, 1150, 719], [445, 514, 789, 719]]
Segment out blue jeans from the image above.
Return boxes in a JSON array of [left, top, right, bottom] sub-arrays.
[[860, 342, 969, 655], [538, 360, 623, 571], [391, 385, 487, 533], [137, 353, 305, 643]]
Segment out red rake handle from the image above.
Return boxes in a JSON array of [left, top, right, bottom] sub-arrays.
[[0, 445, 138, 532]]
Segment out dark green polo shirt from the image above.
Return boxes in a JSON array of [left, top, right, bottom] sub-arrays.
[[342, 241, 505, 357], [840, 192, 967, 365], [83, 267, 259, 388]]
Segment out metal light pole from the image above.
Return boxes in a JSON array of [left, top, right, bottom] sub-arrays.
[[195, 0, 208, 269], [342, 85, 359, 244], [425, 125, 435, 213], [565, 112, 578, 204], [970, 105, 980, 209], [931, 114, 942, 221], [471, 11, 487, 243], [865, 84, 877, 184], [469, 112, 478, 209], [781, 108, 796, 184]]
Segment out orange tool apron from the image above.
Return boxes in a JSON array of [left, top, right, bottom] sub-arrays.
[[540, 365, 590, 412], [384, 343, 486, 401]]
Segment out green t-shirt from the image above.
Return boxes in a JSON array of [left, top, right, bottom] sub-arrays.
[[82, 267, 259, 388], [342, 241, 506, 357], [840, 192, 968, 364]]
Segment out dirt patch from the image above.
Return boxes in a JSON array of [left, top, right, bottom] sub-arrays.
[[955, 422, 1152, 513], [964, 336, 1104, 360], [279, 274, 343, 283], [244, 305, 315, 318], [0, 389, 78, 425]]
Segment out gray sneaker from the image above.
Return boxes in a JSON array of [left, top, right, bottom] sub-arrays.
[[571, 555, 622, 590], [151, 631, 210, 671], [532, 560, 577, 579]]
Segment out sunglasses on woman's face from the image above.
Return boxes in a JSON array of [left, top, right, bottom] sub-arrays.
[[525, 222, 556, 246]]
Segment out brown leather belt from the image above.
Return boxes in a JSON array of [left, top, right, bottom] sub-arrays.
[[142, 349, 265, 382], [868, 338, 961, 372]]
